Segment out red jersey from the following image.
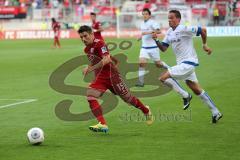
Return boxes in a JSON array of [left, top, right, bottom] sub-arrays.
[[52, 22, 60, 32], [92, 21, 103, 40], [84, 39, 118, 79]]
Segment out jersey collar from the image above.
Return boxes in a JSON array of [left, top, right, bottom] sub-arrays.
[[144, 18, 150, 23], [172, 24, 181, 31]]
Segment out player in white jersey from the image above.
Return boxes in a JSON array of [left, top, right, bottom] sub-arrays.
[[136, 8, 169, 87], [152, 10, 222, 123]]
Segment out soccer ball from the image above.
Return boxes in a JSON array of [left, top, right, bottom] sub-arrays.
[[27, 127, 44, 145]]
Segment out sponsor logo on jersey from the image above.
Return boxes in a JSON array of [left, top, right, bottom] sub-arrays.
[[101, 46, 107, 54]]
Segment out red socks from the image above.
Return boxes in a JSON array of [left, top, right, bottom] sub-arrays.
[[129, 96, 149, 114], [88, 98, 106, 125], [54, 38, 61, 48], [87, 96, 148, 124], [56, 38, 61, 48]]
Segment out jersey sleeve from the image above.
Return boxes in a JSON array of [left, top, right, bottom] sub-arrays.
[[95, 22, 101, 29], [57, 23, 61, 29], [53, 22, 60, 31], [96, 41, 109, 57], [152, 21, 160, 30], [182, 26, 202, 37], [162, 30, 170, 47]]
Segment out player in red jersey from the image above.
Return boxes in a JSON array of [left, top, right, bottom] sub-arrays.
[[51, 18, 61, 48], [78, 25, 153, 133], [90, 12, 104, 41]]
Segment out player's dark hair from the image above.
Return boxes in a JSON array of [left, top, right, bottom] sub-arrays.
[[78, 25, 92, 34], [142, 8, 151, 15], [90, 12, 96, 16], [51, 18, 56, 23], [169, 10, 181, 19]]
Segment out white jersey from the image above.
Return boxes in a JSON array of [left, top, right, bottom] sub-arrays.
[[141, 19, 160, 48], [162, 25, 201, 65]]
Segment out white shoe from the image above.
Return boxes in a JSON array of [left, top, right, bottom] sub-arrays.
[[212, 113, 223, 124]]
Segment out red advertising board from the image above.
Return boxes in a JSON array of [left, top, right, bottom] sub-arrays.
[[0, 6, 27, 19], [0, 29, 163, 40]]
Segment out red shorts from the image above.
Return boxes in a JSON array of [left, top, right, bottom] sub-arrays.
[[54, 31, 60, 38], [89, 74, 129, 96]]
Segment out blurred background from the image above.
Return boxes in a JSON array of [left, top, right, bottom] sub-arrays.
[[1, 0, 240, 39]]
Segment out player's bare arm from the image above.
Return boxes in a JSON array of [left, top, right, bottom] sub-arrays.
[[139, 29, 161, 41], [152, 32, 168, 52], [142, 31, 153, 35], [110, 56, 119, 69], [83, 55, 112, 75], [93, 27, 104, 33], [201, 27, 212, 55], [142, 29, 161, 35], [96, 26, 104, 32], [82, 65, 91, 76]]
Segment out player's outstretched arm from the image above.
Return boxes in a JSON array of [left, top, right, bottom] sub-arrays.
[[94, 26, 104, 32], [201, 27, 212, 55], [154, 29, 161, 34], [152, 32, 168, 52], [84, 55, 112, 75], [98, 26, 104, 32], [82, 65, 90, 76], [110, 56, 119, 68], [142, 31, 153, 35], [142, 28, 161, 35]]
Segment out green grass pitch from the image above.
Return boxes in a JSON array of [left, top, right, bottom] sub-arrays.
[[0, 37, 240, 160]]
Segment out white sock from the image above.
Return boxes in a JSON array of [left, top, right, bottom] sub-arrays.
[[164, 78, 189, 98], [138, 67, 145, 84], [198, 90, 219, 116]]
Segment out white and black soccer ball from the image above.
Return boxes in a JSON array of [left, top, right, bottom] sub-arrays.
[[27, 127, 44, 145]]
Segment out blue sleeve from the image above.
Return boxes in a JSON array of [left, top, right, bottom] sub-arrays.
[[196, 27, 202, 36], [161, 42, 169, 47]]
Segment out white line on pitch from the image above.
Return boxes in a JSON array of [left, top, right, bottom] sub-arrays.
[[0, 99, 35, 101], [0, 99, 38, 109]]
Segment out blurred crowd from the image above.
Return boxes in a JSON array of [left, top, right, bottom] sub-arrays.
[[0, 0, 102, 9], [0, 0, 239, 26]]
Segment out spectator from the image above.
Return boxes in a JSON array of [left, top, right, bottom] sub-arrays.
[[4, 0, 10, 6], [76, 1, 85, 17], [0, 0, 4, 6], [233, 0, 237, 12], [64, 0, 69, 8], [143, 0, 151, 9], [52, 0, 59, 8], [32, 1, 37, 9], [36, 0, 43, 9], [0, 23, 3, 39], [213, 5, 219, 26]]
